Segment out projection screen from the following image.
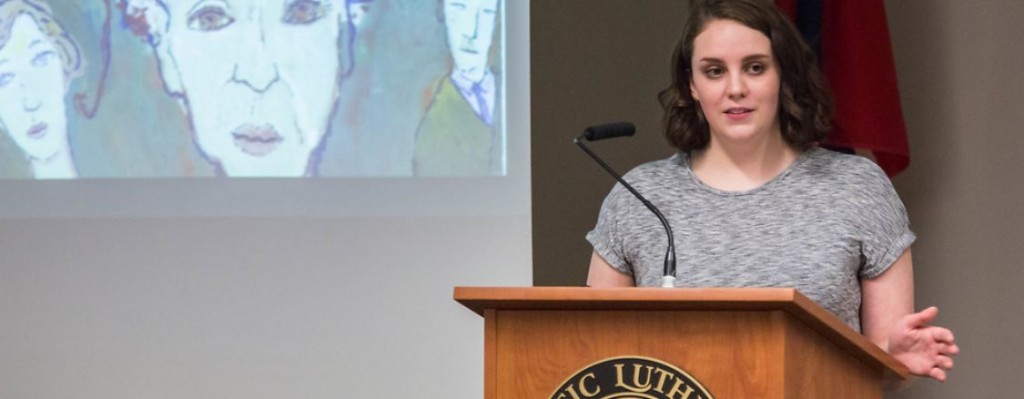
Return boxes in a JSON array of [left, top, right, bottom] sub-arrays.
[[1, 0, 510, 179], [0, 0, 531, 398]]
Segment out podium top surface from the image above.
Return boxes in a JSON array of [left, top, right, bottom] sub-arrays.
[[454, 286, 909, 380], [456, 286, 818, 315]]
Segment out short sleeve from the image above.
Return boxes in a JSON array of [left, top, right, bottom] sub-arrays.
[[585, 183, 635, 276], [855, 162, 916, 279]]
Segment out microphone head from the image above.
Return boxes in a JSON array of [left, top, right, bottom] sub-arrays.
[[583, 122, 636, 141]]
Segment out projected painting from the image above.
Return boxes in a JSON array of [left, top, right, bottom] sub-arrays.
[[0, 0, 505, 178]]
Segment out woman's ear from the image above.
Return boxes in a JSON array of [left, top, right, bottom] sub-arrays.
[[689, 74, 700, 103]]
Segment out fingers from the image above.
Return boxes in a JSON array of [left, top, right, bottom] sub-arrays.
[[936, 354, 954, 370], [911, 352, 955, 372], [929, 326, 955, 344], [892, 306, 960, 382], [938, 340, 959, 359], [923, 348, 956, 383], [927, 326, 959, 359], [936, 342, 960, 359], [902, 306, 939, 329], [932, 330, 958, 372], [945, 342, 961, 356]]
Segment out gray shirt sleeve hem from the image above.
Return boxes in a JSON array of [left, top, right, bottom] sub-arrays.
[[861, 230, 917, 279], [585, 230, 633, 276]]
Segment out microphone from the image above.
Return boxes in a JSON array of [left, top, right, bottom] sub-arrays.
[[574, 122, 678, 288], [583, 122, 636, 141]]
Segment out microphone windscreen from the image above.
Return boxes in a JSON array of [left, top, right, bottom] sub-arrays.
[[583, 122, 636, 141]]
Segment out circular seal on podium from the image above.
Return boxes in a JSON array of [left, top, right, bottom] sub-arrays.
[[549, 356, 714, 399]]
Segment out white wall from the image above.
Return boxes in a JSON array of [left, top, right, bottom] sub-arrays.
[[0, 216, 529, 397]]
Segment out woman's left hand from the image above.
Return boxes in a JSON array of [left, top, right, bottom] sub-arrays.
[[888, 306, 959, 381]]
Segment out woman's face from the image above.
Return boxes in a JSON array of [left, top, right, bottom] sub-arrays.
[[689, 19, 781, 146], [161, 0, 345, 177], [0, 13, 68, 161]]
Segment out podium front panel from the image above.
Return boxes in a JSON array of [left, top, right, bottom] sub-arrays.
[[494, 310, 783, 398], [488, 309, 883, 399]]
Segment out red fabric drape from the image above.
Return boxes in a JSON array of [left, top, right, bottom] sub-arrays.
[[776, 0, 910, 176]]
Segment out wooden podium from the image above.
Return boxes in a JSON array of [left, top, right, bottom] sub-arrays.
[[455, 287, 908, 399]]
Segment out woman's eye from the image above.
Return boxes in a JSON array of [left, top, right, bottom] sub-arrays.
[[187, 5, 235, 32], [0, 73, 14, 88], [31, 51, 56, 67], [704, 67, 723, 78], [747, 63, 765, 74], [283, 0, 326, 25]]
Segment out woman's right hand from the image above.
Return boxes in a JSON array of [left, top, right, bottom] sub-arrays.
[[888, 306, 959, 381]]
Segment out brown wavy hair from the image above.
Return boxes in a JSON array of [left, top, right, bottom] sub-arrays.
[[659, 0, 832, 153]]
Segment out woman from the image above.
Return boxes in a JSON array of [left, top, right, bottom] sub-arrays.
[[0, 0, 84, 179], [121, 0, 357, 177], [585, 0, 957, 386]]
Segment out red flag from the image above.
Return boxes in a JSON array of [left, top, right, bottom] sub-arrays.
[[775, 0, 799, 20], [777, 0, 910, 176]]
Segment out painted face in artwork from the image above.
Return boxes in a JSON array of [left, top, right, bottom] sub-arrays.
[[153, 0, 348, 177], [443, 0, 498, 82], [0, 13, 69, 162], [689, 19, 782, 145]]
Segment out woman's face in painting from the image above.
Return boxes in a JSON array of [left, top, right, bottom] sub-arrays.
[[0, 13, 68, 162], [160, 0, 345, 177]]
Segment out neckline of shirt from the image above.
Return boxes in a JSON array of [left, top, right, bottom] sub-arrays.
[[677, 147, 819, 197]]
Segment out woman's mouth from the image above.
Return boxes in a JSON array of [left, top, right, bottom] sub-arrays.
[[232, 124, 283, 157], [724, 108, 753, 120], [27, 122, 48, 139]]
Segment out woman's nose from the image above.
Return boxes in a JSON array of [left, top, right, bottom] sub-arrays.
[[21, 80, 42, 112], [726, 72, 748, 99], [232, 22, 280, 93]]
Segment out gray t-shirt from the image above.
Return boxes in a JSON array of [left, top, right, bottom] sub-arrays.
[[586, 148, 915, 331]]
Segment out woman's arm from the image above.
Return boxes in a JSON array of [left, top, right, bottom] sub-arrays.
[[586, 251, 635, 287], [861, 248, 959, 387]]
